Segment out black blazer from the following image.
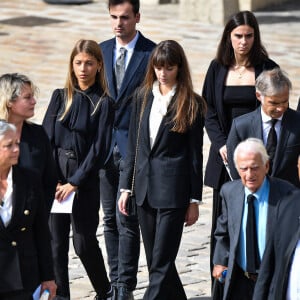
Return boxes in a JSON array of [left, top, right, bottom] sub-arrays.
[[120, 91, 204, 208], [20, 122, 57, 212], [253, 190, 300, 300], [100, 32, 156, 158], [202, 58, 278, 189], [213, 177, 296, 300], [0, 166, 54, 293], [227, 107, 300, 188]]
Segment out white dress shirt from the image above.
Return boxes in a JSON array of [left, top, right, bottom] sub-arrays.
[[287, 239, 300, 300], [114, 31, 139, 69], [0, 168, 13, 227], [149, 81, 176, 148], [260, 108, 282, 146]]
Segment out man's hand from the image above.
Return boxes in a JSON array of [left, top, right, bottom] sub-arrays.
[[185, 203, 199, 226], [213, 264, 227, 281]]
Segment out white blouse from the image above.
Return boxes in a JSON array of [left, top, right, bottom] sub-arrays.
[[0, 168, 13, 227], [149, 81, 176, 148]]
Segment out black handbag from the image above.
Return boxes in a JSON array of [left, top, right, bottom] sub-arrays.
[[126, 194, 137, 217]]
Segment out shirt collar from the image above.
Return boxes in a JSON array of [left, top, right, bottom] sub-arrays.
[[260, 107, 283, 123], [245, 176, 269, 202], [115, 31, 139, 53]]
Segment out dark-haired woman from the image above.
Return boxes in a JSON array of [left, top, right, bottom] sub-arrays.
[[118, 40, 206, 300], [43, 39, 114, 300], [202, 10, 278, 288]]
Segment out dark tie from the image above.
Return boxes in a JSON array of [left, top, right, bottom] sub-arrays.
[[246, 194, 260, 273], [266, 119, 277, 173], [115, 47, 127, 92]]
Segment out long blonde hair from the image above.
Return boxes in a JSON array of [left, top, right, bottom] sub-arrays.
[[60, 39, 108, 120]]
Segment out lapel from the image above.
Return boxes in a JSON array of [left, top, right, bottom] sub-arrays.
[[117, 36, 146, 101], [7, 167, 26, 230], [139, 94, 152, 151], [272, 110, 290, 174], [251, 108, 264, 139], [231, 182, 245, 248], [102, 39, 117, 100], [265, 178, 281, 241]]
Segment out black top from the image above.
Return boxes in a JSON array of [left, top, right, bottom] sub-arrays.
[[223, 85, 257, 127], [43, 83, 114, 187]]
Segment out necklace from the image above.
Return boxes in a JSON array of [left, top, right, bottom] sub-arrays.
[[234, 65, 247, 79]]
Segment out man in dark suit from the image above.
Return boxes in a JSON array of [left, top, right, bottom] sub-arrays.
[[253, 189, 300, 300], [227, 67, 300, 188], [213, 138, 296, 300], [99, 1, 156, 299]]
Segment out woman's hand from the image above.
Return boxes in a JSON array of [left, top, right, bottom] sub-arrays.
[[55, 183, 77, 202], [185, 203, 199, 226], [40, 280, 57, 300], [219, 144, 227, 163], [118, 192, 130, 216]]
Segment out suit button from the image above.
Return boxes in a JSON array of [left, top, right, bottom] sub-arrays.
[[24, 210, 30, 215], [11, 241, 17, 246], [21, 227, 26, 232]]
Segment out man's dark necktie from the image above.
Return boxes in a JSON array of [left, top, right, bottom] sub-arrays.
[[115, 47, 127, 92], [266, 119, 277, 174], [246, 194, 260, 273]]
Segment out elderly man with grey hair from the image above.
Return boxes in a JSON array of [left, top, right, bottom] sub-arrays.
[[227, 67, 300, 188], [213, 138, 296, 300]]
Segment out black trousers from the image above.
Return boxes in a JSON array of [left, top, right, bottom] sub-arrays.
[[99, 147, 140, 290], [138, 200, 187, 300], [50, 210, 110, 298], [227, 265, 256, 300]]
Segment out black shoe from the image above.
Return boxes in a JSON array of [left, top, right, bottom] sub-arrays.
[[117, 287, 134, 300], [94, 286, 115, 300]]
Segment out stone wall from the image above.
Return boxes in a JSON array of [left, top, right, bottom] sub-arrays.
[[141, 0, 292, 24]]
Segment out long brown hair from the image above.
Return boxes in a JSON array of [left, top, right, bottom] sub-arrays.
[[60, 39, 108, 120], [142, 40, 206, 133], [216, 11, 268, 67]]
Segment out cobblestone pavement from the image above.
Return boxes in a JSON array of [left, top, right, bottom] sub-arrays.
[[1, 0, 300, 299]]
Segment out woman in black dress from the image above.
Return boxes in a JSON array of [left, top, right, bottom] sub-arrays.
[[43, 39, 114, 300], [202, 10, 278, 292]]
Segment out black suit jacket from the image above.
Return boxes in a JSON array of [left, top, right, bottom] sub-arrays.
[[253, 190, 300, 300], [100, 32, 156, 158], [120, 91, 204, 208], [20, 122, 57, 212], [202, 58, 278, 189], [213, 177, 296, 300], [227, 107, 300, 188], [0, 166, 54, 293]]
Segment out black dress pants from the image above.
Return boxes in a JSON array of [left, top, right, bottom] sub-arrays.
[[50, 200, 110, 298], [138, 200, 187, 300]]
